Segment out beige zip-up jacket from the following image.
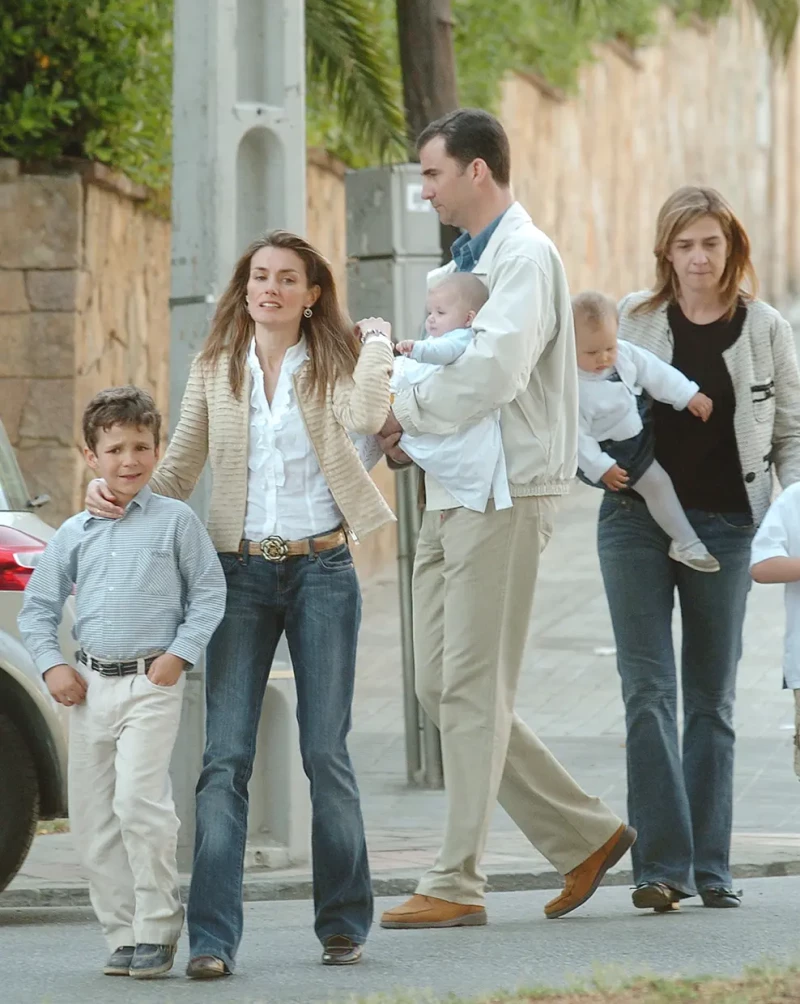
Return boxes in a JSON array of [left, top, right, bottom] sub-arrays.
[[391, 202, 578, 497], [149, 339, 396, 552]]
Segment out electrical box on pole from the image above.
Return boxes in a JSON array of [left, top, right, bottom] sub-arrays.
[[169, 0, 310, 869], [345, 164, 444, 788]]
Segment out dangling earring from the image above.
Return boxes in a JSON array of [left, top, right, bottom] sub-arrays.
[[303, 307, 313, 318]]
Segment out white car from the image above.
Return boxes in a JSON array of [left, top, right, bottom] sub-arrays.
[[0, 419, 76, 892]]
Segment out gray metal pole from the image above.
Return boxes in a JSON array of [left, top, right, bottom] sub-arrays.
[[345, 165, 444, 789], [395, 465, 422, 784], [396, 466, 443, 788]]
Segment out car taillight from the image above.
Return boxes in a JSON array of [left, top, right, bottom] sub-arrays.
[[0, 526, 47, 591]]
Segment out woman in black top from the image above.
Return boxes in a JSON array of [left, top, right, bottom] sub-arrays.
[[599, 186, 800, 912]]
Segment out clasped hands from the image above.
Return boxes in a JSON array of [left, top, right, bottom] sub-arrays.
[[376, 409, 411, 466]]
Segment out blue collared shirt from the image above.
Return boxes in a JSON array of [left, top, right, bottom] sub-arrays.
[[18, 485, 226, 674], [450, 209, 508, 273]]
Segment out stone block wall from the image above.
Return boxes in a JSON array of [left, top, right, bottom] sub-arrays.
[[0, 160, 170, 525], [3, 0, 796, 578], [0, 152, 396, 580], [500, 2, 800, 312]]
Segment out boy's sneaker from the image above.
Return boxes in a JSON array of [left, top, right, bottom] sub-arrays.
[[128, 943, 176, 979], [103, 945, 135, 976], [668, 541, 720, 573]]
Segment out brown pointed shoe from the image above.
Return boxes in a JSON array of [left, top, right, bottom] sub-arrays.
[[544, 823, 637, 920], [380, 894, 487, 929]]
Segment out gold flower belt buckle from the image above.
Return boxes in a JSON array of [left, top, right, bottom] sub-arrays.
[[260, 535, 290, 563]]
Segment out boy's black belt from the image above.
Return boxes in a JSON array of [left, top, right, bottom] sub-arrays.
[[77, 649, 160, 677]]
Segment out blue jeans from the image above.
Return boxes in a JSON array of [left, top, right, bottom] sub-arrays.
[[597, 495, 754, 895], [186, 544, 372, 969]]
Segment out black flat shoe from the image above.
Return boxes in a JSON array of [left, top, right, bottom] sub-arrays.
[[700, 886, 741, 908], [103, 945, 135, 976], [321, 934, 363, 966], [631, 882, 682, 912], [186, 955, 231, 979]]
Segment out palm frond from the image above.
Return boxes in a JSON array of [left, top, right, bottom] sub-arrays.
[[748, 0, 799, 60], [306, 0, 406, 160]]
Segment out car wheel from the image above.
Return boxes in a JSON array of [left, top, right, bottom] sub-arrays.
[[0, 712, 40, 893]]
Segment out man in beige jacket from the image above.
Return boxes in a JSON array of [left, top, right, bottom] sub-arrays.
[[378, 109, 635, 929]]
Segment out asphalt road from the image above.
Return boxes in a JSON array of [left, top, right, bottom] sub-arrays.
[[3, 878, 799, 1003]]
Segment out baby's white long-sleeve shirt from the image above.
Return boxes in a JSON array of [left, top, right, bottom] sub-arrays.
[[577, 340, 699, 482]]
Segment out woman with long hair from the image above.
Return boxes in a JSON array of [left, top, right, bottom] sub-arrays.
[[86, 231, 395, 973], [598, 187, 800, 912]]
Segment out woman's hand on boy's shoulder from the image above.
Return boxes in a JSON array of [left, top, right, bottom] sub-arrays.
[[85, 479, 125, 519]]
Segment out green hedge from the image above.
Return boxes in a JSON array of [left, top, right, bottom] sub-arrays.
[[2, 1, 794, 191], [0, 1, 172, 189]]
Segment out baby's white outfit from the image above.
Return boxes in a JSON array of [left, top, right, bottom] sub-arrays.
[[577, 340, 699, 484], [577, 340, 720, 570], [392, 327, 512, 513]]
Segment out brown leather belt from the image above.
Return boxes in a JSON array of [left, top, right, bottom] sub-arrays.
[[240, 528, 348, 563]]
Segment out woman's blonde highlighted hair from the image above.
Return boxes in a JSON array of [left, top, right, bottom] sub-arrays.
[[635, 185, 758, 320], [198, 231, 360, 400]]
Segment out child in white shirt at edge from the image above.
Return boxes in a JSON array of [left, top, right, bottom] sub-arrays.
[[393, 272, 511, 513], [750, 483, 800, 778], [18, 387, 226, 980], [573, 291, 720, 573]]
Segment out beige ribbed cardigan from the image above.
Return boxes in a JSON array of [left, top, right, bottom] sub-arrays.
[[149, 339, 396, 551]]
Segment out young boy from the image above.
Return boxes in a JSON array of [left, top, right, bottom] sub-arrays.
[[393, 272, 511, 512], [18, 387, 226, 979], [750, 483, 800, 778], [573, 290, 720, 573]]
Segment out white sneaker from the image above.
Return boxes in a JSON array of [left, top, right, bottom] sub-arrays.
[[668, 541, 720, 573]]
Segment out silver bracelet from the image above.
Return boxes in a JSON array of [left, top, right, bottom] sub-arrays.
[[361, 329, 391, 344]]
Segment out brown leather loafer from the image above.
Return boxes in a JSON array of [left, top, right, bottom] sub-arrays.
[[321, 934, 363, 966], [380, 894, 487, 929], [185, 955, 231, 979], [544, 823, 637, 919]]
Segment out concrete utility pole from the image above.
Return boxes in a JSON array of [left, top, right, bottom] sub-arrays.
[[381, 0, 462, 788], [169, 0, 306, 869]]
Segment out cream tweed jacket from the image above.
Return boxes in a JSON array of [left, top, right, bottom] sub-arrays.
[[149, 338, 396, 551], [618, 291, 800, 525]]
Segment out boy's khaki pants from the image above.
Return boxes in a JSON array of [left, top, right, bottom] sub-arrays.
[[69, 668, 185, 951], [412, 496, 624, 905]]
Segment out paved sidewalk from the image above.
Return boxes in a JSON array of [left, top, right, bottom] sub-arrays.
[[3, 877, 800, 1002], [7, 484, 800, 906]]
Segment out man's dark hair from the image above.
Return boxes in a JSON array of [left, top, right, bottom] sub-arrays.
[[82, 385, 161, 452], [417, 108, 511, 187]]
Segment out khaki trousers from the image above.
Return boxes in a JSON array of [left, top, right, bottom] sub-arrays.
[[68, 668, 185, 950], [413, 496, 623, 905]]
